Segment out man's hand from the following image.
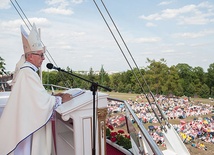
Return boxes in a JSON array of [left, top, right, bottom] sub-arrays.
[[61, 93, 72, 103], [54, 93, 72, 103]]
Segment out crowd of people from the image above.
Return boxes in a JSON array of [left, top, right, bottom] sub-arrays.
[[147, 116, 214, 150], [107, 95, 214, 150], [126, 95, 213, 123], [108, 94, 213, 124]]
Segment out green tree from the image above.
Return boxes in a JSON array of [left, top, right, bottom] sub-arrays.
[[117, 81, 126, 92], [175, 63, 194, 96], [193, 66, 205, 83], [129, 68, 146, 94], [192, 67, 205, 96], [41, 59, 214, 98], [98, 65, 110, 91], [88, 67, 96, 82], [186, 83, 195, 97], [199, 84, 210, 98], [109, 72, 121, 92], [145, 58, 168, 94], [0, 57, 6, 75], [162, 66, 183, 96], [207, 63, 214, 97], [123, 70, 134, 93]]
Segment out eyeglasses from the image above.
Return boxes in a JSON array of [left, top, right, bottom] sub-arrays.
[[31, 53, 45, 58]]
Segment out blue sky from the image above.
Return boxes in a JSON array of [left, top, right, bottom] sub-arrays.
[[0, 0, 214, 73]]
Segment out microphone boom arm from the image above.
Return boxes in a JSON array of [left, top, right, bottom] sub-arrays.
[[46, 63, 111, 155], [58, 67, 111, 91]]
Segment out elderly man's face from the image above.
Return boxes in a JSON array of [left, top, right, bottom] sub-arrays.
[[27, 50, 45, 68]]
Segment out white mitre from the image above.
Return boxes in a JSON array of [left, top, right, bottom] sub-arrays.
[[21, 23, 43, 53], [10, 24, 43, 87]]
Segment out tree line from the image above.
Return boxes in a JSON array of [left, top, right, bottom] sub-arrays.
[[42, 58, 214, 98], [0, 56, 213, 98]]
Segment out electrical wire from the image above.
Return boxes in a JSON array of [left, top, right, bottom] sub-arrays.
[[10, 0, 71, 88], [93, 0, 170, 130]]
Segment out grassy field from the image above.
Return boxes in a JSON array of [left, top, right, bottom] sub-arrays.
[[107, 91, 141, 100], [107, 91, 213, 104], [106, 91, 214, 155]]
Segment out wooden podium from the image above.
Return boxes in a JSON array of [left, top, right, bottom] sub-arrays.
[[55, 88, 108, 155]]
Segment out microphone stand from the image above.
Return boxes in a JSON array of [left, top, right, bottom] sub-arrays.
[[55, 67, 111, 155]]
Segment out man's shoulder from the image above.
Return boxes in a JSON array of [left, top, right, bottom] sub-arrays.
[[20, 65, 35, 71]]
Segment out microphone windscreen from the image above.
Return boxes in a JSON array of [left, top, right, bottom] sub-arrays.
[[46, 63, 53, 69]]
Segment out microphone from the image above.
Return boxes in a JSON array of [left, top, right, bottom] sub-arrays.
[[46, 63, 61, 71]]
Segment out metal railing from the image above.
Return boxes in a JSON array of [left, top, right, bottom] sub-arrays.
[[107, 97, 163, 155]]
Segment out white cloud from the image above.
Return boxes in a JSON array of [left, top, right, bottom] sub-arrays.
[[0, 0, 11, 9], [140, 2, 214, 25], [0, 19, 23, 31], [0, 18, 50, 32], [0, 18, 49, 27], [140, 13, 162, 21], [134, 37, 161, 43], [139, 4, 196, 20], [145, 22, 156, 27], [1, 1, 214, 72], [158, 1, 174, 6], [45, 0, 83, 5], [71, 0, 84, 4], [174, 32, 204, 39], [175, 42, 185, 46], [45, 0, 69, 7], [161, 49, 175, 53], [178, 15, 212, 25], [173, 29, 214, 39], [190, 42, 211, 47], [42, 7, 73, 15], [43, 0, 77, 15]]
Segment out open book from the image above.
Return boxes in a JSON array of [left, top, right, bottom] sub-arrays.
[[64, 88, 85, 98]]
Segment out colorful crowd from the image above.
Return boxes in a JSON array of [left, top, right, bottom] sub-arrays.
[[126, 95, 213, 123], [107, 95, 214, 150]]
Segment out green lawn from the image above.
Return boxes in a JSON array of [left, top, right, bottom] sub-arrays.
[[107, 91, 213, 105], [107, 91, 141, 101]]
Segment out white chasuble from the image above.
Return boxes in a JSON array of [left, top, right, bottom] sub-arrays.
[[0, 63, 56, 155]]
